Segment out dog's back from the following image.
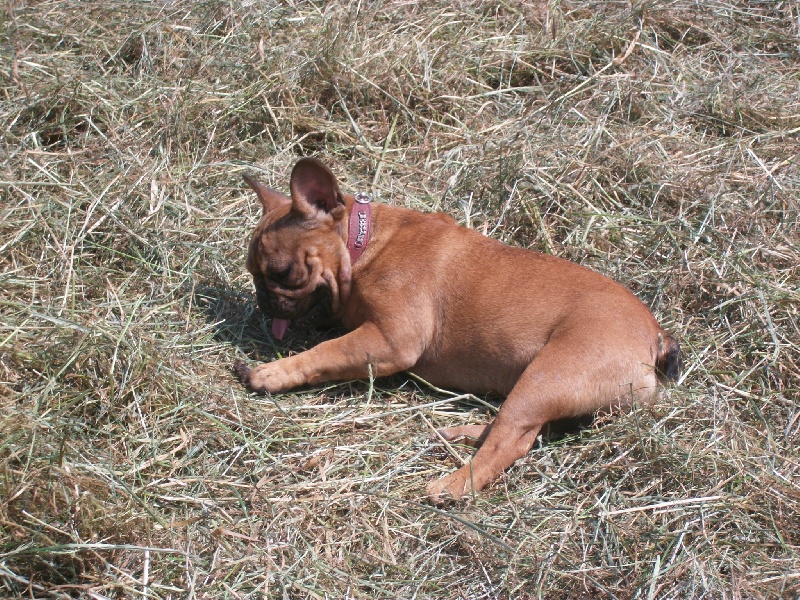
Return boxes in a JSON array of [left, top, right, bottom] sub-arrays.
[[360, 206, 679, 406]]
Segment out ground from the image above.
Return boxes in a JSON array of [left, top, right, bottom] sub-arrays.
[[1, 1, 799, 598]]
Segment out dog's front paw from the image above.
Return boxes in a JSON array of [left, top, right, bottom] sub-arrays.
[[234, 359, 270, 394], [235, 359, 301, 394]]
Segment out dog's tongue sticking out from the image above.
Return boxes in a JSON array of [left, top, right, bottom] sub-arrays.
[[271, 318, 290, 341]]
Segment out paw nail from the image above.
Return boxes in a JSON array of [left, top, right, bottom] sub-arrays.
[[233, 360, 251, 383]]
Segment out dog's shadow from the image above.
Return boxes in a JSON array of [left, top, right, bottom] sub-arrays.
[[194, 280, 350, 363], [194, 281, 594, 442], [194, 280, 468, 397]]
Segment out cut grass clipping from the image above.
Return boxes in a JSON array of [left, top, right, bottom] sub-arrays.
[[1, 1, 799, 598]]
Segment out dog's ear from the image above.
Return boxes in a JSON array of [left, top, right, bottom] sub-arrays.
[[289, 157, 346, 220], [243, 173, 291, 215]]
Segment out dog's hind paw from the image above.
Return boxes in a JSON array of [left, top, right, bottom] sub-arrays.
[[426, 473, 471, 505]]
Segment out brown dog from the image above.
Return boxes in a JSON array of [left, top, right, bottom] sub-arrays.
[[235, 157, 681, 503]]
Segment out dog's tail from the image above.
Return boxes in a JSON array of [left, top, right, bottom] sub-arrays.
[[656, 332, 682, 384]]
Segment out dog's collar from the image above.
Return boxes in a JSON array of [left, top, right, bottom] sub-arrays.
[[347, 192, 372, 263]]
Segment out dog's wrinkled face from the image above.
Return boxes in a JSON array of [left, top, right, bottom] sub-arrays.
[[243, 159, 352, 340]]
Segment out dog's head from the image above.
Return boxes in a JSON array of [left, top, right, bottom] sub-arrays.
[[243, 158, 352, 340]]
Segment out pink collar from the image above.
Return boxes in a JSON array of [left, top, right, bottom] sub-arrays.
[[347, 192, 372, 263]]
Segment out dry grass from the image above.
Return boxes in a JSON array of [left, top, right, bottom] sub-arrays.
[[1, 1, 799, 598]]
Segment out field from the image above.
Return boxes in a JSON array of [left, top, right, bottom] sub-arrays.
[[2, 1, 799, 598]]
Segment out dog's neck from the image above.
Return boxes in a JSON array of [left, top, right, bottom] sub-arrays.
[[346, 192, 372, 264]]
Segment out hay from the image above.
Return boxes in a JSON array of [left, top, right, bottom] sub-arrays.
[[1, 1, 798, 598]]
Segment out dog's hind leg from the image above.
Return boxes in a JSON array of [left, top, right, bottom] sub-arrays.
[[426, 332, 656, 503]]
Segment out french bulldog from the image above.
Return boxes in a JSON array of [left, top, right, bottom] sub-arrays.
[[235, 157, 681, 503]]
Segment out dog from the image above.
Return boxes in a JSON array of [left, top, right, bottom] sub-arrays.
[[235, 157, 681, 503]]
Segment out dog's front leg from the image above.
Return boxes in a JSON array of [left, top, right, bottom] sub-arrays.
[[236, 322, 420, 394]]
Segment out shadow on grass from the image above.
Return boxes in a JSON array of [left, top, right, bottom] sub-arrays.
[[190, 281, 597, 449], [191, 281, 345, 359]]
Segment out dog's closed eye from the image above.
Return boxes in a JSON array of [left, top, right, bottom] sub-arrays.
[[270, 264, 293, 284]]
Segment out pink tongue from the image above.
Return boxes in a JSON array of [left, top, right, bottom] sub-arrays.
[[271, 318, 290, 341]]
